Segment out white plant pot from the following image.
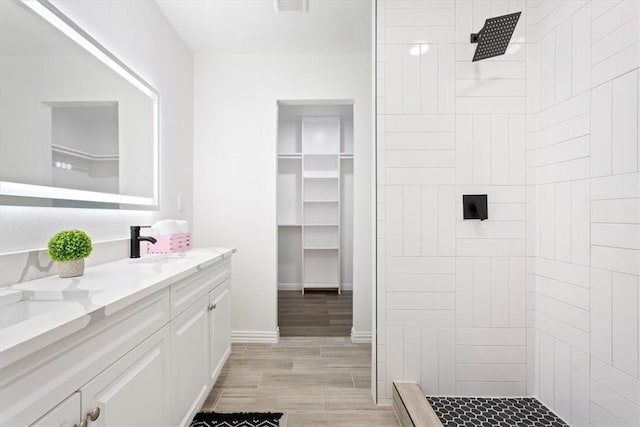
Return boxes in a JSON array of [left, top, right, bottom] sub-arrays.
[[58, 259, 85, 278]]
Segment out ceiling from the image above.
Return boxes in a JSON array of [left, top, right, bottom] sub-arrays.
[[155, 0, 372, 54]]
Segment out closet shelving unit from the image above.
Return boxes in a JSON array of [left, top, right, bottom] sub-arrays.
[[277, 104, 353, 294]]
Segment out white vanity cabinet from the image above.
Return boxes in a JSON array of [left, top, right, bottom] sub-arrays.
[[0, 250, 234, 427], [208, 283, 231, 386], [30, 393, 80, 427]]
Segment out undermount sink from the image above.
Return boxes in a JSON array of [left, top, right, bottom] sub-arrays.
[[0, 289, 99, 330], [130, 253, 196, 264]]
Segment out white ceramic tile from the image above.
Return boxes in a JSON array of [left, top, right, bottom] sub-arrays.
[[436, 329, 455, 394], [455, 185, 526, 202], [572, 3, 591, 95], [571, 348, 591, 427], [555, 182, 572, 263], [590, 80, 613, 176], [456, 115, 473, 184], [591, 198, 640, 224], [456, 238, 527, 256], [508, 257, 527, 327], [386, 132, 455, 150], [420, 45, 438, 113], [491, 115, 510, 184], [509, 115, 527, 185], [539, 184, 556, 259], [591, 0, 640, 42], [553, 340, 572, 422], [386, 309, 455, 328], [538, 332, 555, 408], [403, 46, 422, 113], [590, 402, 628, 427], [386, 327, 404, 385], [438, 186, 456, 255], [387, 292, 455, 310], [456, 327, 526, 346], [536, 91, 589, 130], [592, 223, 640, 250], [456, 61, 526, 79], [455, 221, 526, 239], [592, 357, 640, 407], [420, 328, 439, 394], [403, 186, 421, 255], [536, 311, 590, 353], [386, 186, 404, 255], [535, 257, 590, 289], [457, 97, 526, 114], [455, 257, 474, 327], [457, 363, 526, 382], [535, 113, 590, 148], [386, 273, 454, 292], [455, 79, 526, 97], [403, 327, 421, 381], [386, 114, 456, 132], [555, 18, 573, 102], [591, 268, 613, 365], [591, 173, 640, 200], [456, 345, 526, 364], [592, 245, 640, 276], [386, 167, 456, 185], [491, 258, 510, 327], [536, 294, 589, 331], [590, 379, 640, 427], [591, 42, 640, 88], [592, 17, 640, 65], [612, 272, 639, 377], [571, 180, 590, 265], [438, 45, 456, 113], [386, 256, 456, 274], [472, 256, 492, 327], [536, 275, 590, 309], [455, 381, 527, 397], [420, 185, 438, 256], [386, 45, 404, 113], [540, 30, 556, 109], [535, 135, 590, 167], [612, 70, 639, 174], [472, 115, 492, 184]]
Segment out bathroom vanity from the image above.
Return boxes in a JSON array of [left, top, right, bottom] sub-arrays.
[[0, 248, 234, 427]]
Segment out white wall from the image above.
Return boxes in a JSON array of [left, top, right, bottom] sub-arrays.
[[193, 54, 372, 341], [529, 1, 640, 425], [0, 0, 193, 284], [376, 0, 529, 404]]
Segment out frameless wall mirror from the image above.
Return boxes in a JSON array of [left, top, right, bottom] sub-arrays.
[[0, 0, 159, 209]]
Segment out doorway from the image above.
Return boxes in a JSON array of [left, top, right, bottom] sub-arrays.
[[276, 102, 354, 337]]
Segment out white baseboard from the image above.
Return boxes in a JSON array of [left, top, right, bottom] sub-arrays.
[[351, 327, 372, 343], [232, 328, 280, 343], [278, 282, 353, 291]]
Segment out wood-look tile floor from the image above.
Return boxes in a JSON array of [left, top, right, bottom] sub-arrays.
[[278, 291, 352, 337], [201, 337, 399, 427]]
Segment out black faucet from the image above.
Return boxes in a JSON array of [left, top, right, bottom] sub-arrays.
[[130, 226, 158, 258]]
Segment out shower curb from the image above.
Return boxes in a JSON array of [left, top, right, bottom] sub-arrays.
[[392, 382, 443, 427]]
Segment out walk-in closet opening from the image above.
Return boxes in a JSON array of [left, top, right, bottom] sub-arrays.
[[276, 101, 354, 337]]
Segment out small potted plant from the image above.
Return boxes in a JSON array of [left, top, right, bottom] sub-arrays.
[[48, 230, 93, 278]]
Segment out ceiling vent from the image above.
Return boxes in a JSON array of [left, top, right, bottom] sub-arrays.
[[273, 0, 309, 13]]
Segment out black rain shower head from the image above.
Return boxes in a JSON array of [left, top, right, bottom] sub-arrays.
[[470, 11, 521, 62]]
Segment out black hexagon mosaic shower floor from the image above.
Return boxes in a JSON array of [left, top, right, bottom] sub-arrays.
[[426, 397, 569, 426]]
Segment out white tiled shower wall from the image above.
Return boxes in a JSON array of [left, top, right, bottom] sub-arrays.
[[376, 0, 639, 425], [530, 0, 640, 426]]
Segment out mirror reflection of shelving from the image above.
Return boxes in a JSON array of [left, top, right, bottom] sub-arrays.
[[277, 102, 353, 294]]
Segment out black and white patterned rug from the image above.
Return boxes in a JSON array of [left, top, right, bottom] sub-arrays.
[[190, 412, 283, 427], [426, 397, 569, 427]]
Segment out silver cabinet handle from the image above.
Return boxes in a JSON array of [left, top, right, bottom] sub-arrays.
[[88, 407, 100, 421]]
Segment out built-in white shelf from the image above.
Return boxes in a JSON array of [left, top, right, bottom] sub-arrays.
[[277, 105, 353, 295]]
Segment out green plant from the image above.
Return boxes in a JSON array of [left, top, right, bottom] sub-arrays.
[[47, 230, 93, 262]]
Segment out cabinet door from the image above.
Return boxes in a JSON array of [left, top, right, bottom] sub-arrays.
[[209, 282, 231, 386], [80, 326, 171, 427], [171, 297, 209, 427], [30, 392, 80, 427]]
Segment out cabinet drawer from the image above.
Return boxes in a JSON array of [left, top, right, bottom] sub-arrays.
[[0, 290, 170, 427], [171, 257, 230, 318]]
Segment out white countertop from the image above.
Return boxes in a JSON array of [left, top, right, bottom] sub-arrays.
[[0, 247, 235, 369]]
